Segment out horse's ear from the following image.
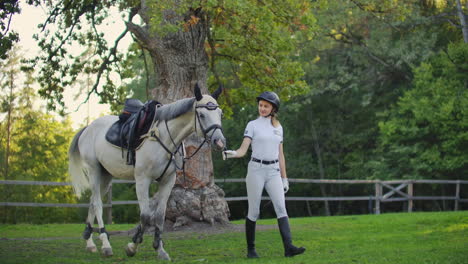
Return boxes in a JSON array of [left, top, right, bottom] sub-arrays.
[[194, 83, 203, 101], [211, 84, 223, 100]]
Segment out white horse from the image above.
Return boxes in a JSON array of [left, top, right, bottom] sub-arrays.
[[68, 84, 225, 260]]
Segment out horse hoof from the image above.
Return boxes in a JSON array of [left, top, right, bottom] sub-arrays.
[[102, 247, 113, 257], [125, 243, 137, 257], [86, 246, 97, 253], [158, 252, 171, 261]]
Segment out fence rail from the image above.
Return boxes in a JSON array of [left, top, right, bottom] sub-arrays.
[[2, 179, 467, 222]]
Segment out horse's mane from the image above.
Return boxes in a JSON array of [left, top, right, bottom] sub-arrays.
[[154, 97, 196, 121]]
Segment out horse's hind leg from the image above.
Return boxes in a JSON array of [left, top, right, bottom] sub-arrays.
[[152, 172, 176, 261], [88, 167, 113, 257], [83, 208, 97, 252]]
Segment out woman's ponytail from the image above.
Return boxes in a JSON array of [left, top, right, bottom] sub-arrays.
[[271, 111, 280, 127]]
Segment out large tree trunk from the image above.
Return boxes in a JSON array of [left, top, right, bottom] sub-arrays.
[[127, 4, 230, 227]]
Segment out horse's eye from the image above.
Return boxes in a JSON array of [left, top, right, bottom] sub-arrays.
[[200, 113, 205, 118]]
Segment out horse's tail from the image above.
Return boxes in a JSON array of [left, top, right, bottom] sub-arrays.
[[68, 127, 89, 199]]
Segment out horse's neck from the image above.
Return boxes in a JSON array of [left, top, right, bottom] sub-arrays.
[[157, 112, 195, 148]]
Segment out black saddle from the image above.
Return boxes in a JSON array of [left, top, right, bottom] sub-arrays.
[[105, 99, 161, 165]]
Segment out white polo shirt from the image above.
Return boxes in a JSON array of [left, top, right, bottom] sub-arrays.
[[243, 116, 283, 161]]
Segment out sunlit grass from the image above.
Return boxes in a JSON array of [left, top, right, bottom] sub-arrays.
[[0, 211, 467, 264]]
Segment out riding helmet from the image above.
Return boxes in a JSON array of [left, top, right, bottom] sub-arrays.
[[256, 91, 280, 112]]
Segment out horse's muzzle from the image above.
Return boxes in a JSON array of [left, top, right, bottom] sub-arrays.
[[214, 138, 225, 150], [211, 131, 226, 151], [207, 126, 225, 151]]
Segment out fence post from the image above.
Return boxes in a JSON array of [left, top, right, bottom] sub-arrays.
[[408, 182, 413, 213], [455, 180, 460, 211], [106, 183, 113, 225], [306, 201, 313, 216], [375, 181, 381, 215]]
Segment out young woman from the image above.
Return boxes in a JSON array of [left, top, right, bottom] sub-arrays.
[[223, 91, 305, 258]]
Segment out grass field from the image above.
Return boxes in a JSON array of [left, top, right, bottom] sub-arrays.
[[0, 211, 467, 264]]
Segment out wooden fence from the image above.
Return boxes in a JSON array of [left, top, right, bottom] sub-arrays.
[[1, 179, 467, 223]]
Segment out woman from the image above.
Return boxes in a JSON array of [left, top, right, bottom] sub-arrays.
[[223, 91, 306, 258]]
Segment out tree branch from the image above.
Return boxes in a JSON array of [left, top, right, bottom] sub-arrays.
[[1, 6, 16, 38], [326, 28, 411, 81], [91, 6, 106, 52], [41, 1, 73, 32], [76, 28, 129, 109], [348, 0, 392, 14], [45, 3, 97, 62], [126, 21, 152, 49], [348, 0, 400, 32], [139, 0, 151, 24], [78, 5, 140, 107], [47, 19, 79, 61]]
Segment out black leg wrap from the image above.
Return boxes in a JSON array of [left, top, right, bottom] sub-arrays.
[[245, 218, 259, 258], [132, 225, 144, 244], [83, 223, 93, 240], [153, 228, 162, 250], [132, 215, 151, 244], [277, 217, 306, 257]]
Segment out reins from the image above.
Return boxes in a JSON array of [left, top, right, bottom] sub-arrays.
[[149, 101, 222, 183]]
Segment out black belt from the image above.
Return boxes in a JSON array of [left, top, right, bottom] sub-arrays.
[[251, 157, 278, 165]]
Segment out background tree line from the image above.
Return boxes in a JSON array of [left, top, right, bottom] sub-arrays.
[[213, 0, 468, 218], [0, 47, 76, 223], [0, 0, 467, 223]]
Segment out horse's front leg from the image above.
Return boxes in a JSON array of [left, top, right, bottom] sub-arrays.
[[125, 177, 152, 257], [152, 171, 176, 261]]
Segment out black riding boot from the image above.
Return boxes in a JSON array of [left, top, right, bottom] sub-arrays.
[[277, 216, 306, 257], [245, 218, 259, 258]]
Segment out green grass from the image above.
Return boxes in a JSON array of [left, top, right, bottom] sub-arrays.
[[1, 211, 467, 264]]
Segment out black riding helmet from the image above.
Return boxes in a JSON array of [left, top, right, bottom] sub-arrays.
[[256, 91, 280, 112]]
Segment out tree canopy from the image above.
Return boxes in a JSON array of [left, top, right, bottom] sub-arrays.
[[20, 0, 317, 115]]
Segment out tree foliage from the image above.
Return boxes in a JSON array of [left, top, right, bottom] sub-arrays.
[[373, 42, 468, 180], [24, 0, 316, 115], [0, 112, 77, 223], [0, 0, 20, 60], [0, 46, 76, 223]]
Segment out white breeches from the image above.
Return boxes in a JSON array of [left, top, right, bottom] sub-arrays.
[[246, 161, 288, 221]]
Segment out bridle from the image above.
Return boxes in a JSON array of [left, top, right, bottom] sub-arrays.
[[194, 101, 223, 140], [150, 100, 223, 181]]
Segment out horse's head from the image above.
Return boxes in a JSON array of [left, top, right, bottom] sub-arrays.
[[193, 83, 226, 151]]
